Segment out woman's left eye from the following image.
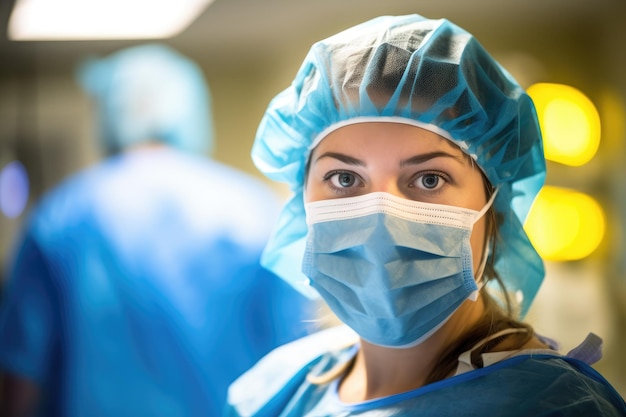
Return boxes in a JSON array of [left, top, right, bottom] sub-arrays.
[[413, 172, 448, 191]]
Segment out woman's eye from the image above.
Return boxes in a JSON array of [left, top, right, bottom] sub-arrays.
[[414, 172, 447, 191], [331, 172, 356, 187], [421, 174, 440, 189], [325, 171, 362, 189]]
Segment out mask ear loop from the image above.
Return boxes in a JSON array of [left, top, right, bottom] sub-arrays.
[[472, 187, 499, 223], [468, 240, 491, 301], [468, 187, 498, 302]]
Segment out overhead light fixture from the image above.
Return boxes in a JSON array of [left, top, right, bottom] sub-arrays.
[[8, 0, 215, 41]]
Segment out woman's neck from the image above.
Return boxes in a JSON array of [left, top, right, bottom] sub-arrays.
[[338, 297, 486, 403]]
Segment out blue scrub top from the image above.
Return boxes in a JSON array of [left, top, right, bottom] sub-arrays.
[[226, 326, 626, 417], [0, 148, 317, 417]]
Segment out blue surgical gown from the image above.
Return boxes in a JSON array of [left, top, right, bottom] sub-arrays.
[[225, 326, 626, 416], [0, 148, 316, 417]]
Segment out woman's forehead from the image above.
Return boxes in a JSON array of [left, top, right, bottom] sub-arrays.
[[314, 121, 467, 157]]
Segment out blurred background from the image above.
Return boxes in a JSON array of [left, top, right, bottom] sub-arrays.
[[1, 0, 625, 397]]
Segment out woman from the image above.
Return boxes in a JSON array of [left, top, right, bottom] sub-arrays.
[[225, 14, 626, 416]]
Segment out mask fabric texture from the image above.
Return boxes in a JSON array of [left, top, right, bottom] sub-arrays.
[[303, 192, 494, 348]]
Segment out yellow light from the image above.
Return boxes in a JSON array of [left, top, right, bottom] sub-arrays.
[[527, 83, 601, 166], [524, 186, 605, 261]]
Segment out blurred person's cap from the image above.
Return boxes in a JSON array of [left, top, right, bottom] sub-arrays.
[[77, 44, 213, 155]]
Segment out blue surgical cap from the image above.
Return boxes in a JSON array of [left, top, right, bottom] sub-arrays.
[[77, 44, 213, 155], [252, 15, 546, 317]]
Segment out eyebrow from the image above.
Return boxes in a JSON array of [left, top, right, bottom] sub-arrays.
[[315, 150, 466, 167], [314, 152, 365, 166], [400, 151, 467, 167]]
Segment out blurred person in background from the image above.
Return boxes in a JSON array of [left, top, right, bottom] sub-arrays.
[[0, 44, 316, 417]]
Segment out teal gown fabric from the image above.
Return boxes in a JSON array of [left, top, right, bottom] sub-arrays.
[[225, 326, 626, 417]]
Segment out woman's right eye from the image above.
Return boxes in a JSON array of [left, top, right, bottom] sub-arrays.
[[324, 170, 363, 190]]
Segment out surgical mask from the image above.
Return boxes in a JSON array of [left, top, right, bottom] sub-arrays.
[[303, 191, 496, 348]]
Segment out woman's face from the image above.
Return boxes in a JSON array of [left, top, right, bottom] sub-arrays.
[[305, 122, 489, 275]]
